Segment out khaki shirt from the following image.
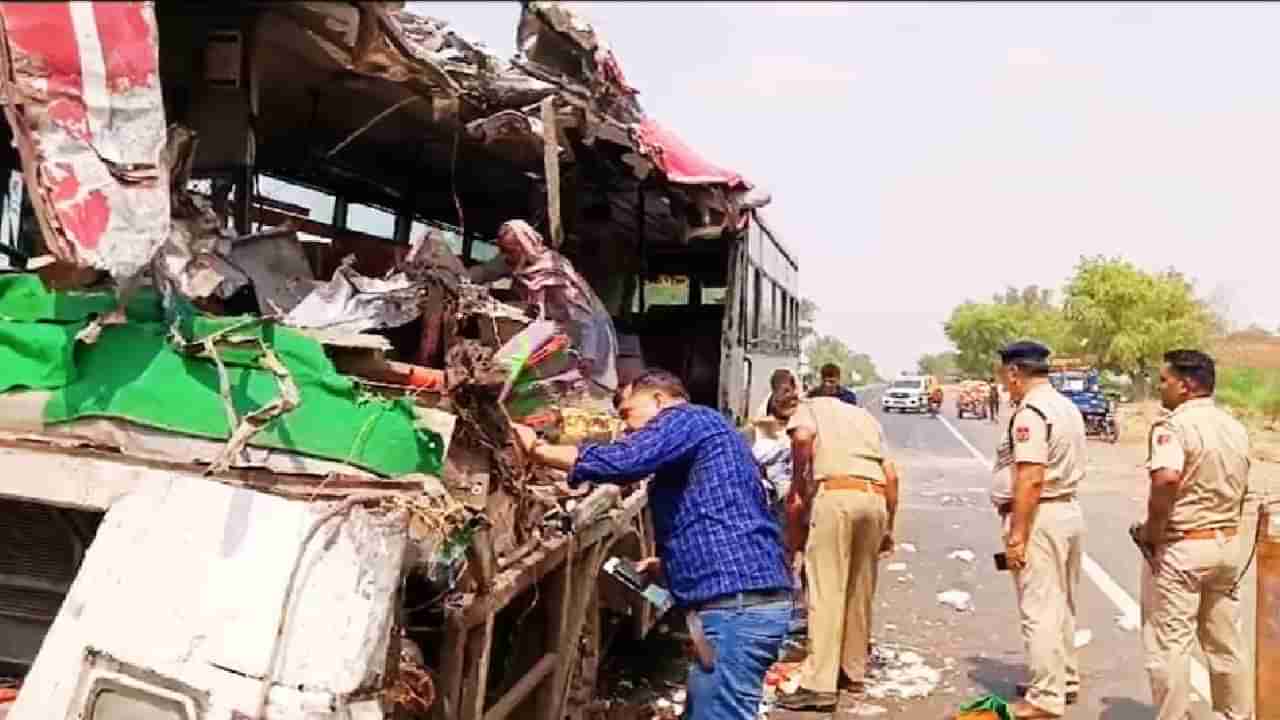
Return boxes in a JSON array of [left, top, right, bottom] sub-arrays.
[[1147, 397, 1250, 535], [787, 397, 887, 483], [991, 382, 1087, 505]]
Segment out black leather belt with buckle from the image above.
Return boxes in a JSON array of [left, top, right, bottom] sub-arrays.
[[692, 589, 792, 613]]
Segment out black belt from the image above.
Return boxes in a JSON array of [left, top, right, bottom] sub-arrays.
[[692, 589, 792, 612], [997, 494, 1075, 516]]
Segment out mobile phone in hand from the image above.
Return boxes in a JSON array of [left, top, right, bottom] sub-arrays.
[[993, 552, 1009, 572]]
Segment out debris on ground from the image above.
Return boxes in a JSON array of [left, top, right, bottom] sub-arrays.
[[899, 543, 918, 553], [886, 562, 908, 572], [865, 645, 944, 700], [937, 590, 974, 612], [1073, 629, 1093, 648], [948, 549, 977, 563]]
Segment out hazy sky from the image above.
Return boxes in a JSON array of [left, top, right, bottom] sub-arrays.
[[414, 1, 1280, 374]]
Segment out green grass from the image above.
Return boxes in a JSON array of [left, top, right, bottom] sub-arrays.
[[1216, 367, 1280, 422]]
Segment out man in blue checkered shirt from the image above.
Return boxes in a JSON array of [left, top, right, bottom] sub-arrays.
[[512, 369, 793, 720]]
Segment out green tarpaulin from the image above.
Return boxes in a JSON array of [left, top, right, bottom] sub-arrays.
[[0, 274, 443, 477], [957, 694, 1014, 720]]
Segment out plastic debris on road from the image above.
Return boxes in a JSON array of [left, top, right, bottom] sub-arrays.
[[948, 549, 977, 563], [1074, 629, 1093, 648], [886, 562, 908, 572], [865, 645, 943, 700], [899, 543, 918, 553], [937, 590, 973, 612]]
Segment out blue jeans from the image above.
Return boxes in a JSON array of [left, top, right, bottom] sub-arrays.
[[685, 599, 792, 720]]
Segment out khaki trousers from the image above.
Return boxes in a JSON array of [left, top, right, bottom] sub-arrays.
[[1006, 501, 1084, 716], [1141, 531, 1250, 720], [799, 486, 887, 693]]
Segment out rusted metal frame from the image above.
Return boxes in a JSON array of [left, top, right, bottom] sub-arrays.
[[436, 624, 467, 720], [437, 490, 649, 719], [457, 613, 496, 720], [539, 536, 609, 720], [532, 536, 575, 718], [450, 535, 572, 630], [485, 651, 559, 720]]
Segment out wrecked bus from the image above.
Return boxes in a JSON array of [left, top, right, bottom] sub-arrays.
[[0, 2, 797, 718]]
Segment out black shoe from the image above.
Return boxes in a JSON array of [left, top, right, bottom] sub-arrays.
[[777, 688, 839, 711], [1015, 683, 1078, 705]]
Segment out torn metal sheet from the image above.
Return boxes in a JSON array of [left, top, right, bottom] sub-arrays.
[[150, 125, 249, 305], [517, 1, 642, 124], [228, 231, 317, 316], [269, 2, 462, 101], [284, 260, 423, 335], [0, 2, 169, 280]]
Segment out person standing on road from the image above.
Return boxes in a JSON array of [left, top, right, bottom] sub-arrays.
[[988, 378, 1001, 423], [813, 363, 859, 406], [510, 370, 793, 720], [751, 370, 802, 523], [991, 341, 1086, 720], [1136, 350, 1251, 720], [775, 384, 900, 712]]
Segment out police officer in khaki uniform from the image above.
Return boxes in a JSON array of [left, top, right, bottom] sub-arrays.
[[1137, 349, 1251, 720], [775, 389, 900, 712], [991, 341, 1086, 719]]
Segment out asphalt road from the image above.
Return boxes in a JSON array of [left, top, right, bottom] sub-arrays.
[[773, 385, 1249, 719]]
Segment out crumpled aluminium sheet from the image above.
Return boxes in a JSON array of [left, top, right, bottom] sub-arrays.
[[0, 2, 170, 280], [283, 262, 422, 335]]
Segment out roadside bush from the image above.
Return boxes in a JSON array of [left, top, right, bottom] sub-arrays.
[[1217, 367, 1280, 423]]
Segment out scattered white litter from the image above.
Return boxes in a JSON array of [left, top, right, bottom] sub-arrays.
[[936, 590, 973, 612], [850, 702, 889, 716], [1074, 629, 1093, 648], [899, 543, 918, 553], [966, 487, 987, 494], [884, 623, 898, 631], [673, 689, 687, 703], [897, 574, 913, 584], [948, 549, 977, 563], [1115, 613, 1140, 632], [865, 645, 943, 700], [886, 562, 908, 572]]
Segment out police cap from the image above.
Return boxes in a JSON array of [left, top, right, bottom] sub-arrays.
[[998, 340, 1051, 366]]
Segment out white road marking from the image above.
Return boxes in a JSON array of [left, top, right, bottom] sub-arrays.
[[936, 414, 1212, 704]]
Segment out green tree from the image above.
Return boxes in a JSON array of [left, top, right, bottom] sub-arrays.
[[1062, 256, 1215, 397], [805, 334, 882, 386], [917, 351, 960, 378], [943, 301, 1078, 377]]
